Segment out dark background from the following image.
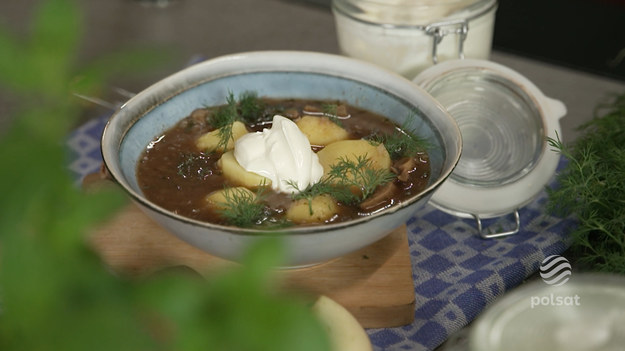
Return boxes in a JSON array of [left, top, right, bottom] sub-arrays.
[[296, 0, 625, 81], [493, 0, 625, 82]]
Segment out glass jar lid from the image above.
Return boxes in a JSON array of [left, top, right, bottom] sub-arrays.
[[423, 66, 544, 187], [414, 59, 566, 222]]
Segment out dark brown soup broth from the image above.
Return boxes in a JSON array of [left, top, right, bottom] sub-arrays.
[[136, 98, 430, 227]]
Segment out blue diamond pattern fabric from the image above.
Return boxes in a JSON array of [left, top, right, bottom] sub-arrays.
[[363, 158, 575, 350], [66, 116, 108, 185], [68, 115, 576, 351]]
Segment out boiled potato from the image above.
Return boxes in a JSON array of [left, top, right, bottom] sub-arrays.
[[296, 115, 349, 146], [317, 139, 391, 178], [218, 151, 270, 188], [196, 121, 247, 152], [205, 186, 255, 210], [312, 295, 373, 351], [286, 194, 338, 224]]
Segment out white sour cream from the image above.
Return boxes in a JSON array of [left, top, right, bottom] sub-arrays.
[[234, 115, 323, 194]]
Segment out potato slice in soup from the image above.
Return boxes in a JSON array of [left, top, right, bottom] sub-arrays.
[[218, 151, 271, 188], [296, 115, 349, 146], [286, 194, 338, 224], [205, 186, 256, 210], [317, 139, 391, 178], [196, 121, 247, 152]]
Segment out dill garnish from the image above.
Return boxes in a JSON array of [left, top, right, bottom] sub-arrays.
[[206, 91, 277, 151], [208, 92, 238, 152], [322, 103, 338, 115], [546, 92, 625, 273], [238, 91, 267, 124], [210, 92, 238, 129], [217, 186, 268, 227], [321, 103, 345, 127], [370, 116, 429, 159], [290, 155, 396, 210], [327, 155, 396, 203], [289, 180, 351, 215]]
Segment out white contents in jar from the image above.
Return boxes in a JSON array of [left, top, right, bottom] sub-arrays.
[[234, 115, 323, 194], [332, 0, 497, 79]]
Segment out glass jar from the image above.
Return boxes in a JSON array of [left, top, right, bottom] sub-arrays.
[[332, 0, 497, 78], [413, 59, 566, 238]]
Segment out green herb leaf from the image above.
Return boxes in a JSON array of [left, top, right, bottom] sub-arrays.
[[289, 180, 349, 215], [238, 91, 267, 123], [207, 92, 238, 152], [0, 2, 331, 351], [217, 186, 268, 227], [291, 155, 396, 208], [327, 154, 396, 202], [321, 103, 346, 127], [371, 115, 429, 159], [547, 92, 625, 273]]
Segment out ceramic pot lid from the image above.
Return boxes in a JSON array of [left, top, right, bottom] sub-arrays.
[[414, 59, 566, 237]]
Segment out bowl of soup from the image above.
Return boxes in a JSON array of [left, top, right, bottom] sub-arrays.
[[101, 51, 461, 266]]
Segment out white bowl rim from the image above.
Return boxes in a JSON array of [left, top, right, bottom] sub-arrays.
[[101, 50, 462, 235]]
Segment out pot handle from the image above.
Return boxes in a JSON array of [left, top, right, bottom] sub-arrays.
[[544, 97, 567, 122]]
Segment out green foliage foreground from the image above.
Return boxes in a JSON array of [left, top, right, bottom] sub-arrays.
[[547, 92, 625, 274], [0, 1, 331, 350]]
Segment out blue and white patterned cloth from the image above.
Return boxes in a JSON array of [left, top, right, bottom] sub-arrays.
[[67, 115, 575, 351]]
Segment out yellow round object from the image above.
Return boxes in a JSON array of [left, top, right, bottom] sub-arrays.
[[317, 139, 391, 178]]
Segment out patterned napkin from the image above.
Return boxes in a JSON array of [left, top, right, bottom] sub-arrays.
[[67, 115, 576, 351], [66, 116, 109, 183], [366, 156, 575, 350]]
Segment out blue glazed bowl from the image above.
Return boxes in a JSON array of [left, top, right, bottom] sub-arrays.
[[101, 51, 461, 266]]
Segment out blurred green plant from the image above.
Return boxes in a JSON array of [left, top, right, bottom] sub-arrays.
[[0, 1, 331, 350], [547, 92, 625, 274]]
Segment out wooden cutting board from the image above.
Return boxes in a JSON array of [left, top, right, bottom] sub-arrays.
[[86, 177, 416, 328]]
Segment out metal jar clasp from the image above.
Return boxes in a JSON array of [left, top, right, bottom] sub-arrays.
[[425, 19, 469, 64]]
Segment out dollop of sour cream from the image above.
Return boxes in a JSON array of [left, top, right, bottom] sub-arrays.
[[234, 115, 323, 194]]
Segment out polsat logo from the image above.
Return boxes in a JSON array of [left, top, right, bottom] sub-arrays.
[[531, 255, 579, 309], [539, 255, 572, 286]]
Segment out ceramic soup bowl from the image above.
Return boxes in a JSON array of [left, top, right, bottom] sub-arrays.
[[101, 51, 461, 266]]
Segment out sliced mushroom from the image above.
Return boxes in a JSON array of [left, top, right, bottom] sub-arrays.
[[359, 182, 398, 212], [282, 108, 300, 119], [392, 157, 418, 182], [334, 104, 349, 118], [303, 104, 323, 114]]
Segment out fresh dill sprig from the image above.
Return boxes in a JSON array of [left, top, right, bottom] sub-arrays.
[[207, 91, 274, 151], [238, 91, 267, 124], [327, 155, 396, 202], [321, 103, 344, 127], [288, 155, 395, 211], [288, 180, 351, 215], [290, 155, 395, 209], [209, 92, 238, 152], [211, 92, 238, 129], [371, 116, 429, 159], [546, 92, 625, 273], [217, 186, 268, 228], [322, 103, 337, 115]]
